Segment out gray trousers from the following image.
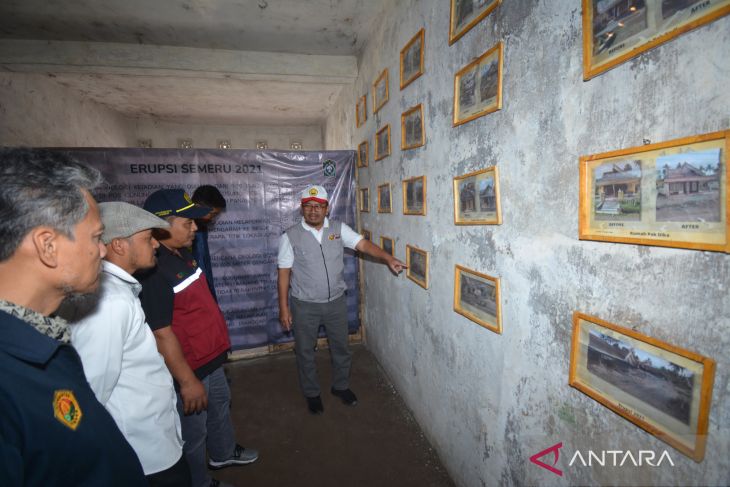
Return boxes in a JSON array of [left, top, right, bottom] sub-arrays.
[[290, 294, 351, 398]]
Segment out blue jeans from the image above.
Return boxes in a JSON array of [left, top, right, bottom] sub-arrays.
[[176, 366, 236, 487]]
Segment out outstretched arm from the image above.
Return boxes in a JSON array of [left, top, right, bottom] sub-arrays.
[[355, 239, 406, 274]]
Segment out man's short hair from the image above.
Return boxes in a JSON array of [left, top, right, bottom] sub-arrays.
[[0, 149, 103, 262], [192, 185, 226, 209]]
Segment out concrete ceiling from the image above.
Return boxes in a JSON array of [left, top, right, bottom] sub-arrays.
[[0, 0, 383, 125]]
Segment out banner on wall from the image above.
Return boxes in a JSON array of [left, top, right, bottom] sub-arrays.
[[63, 148, 359, 351]]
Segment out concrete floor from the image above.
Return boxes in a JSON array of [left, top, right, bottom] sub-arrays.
[[213, 345, 456, 487]]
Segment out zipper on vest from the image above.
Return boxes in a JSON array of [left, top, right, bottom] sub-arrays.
[[319, 244, 331, 301]]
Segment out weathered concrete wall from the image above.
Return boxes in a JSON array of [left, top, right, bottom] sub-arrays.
[[0, 72, 135, 147], [325, 2, 730, 486]]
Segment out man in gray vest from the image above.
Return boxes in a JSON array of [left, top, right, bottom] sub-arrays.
[[277, 185, 405, 414]]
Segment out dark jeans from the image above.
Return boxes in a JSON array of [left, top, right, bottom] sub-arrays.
[[147, 453, 192, 487]]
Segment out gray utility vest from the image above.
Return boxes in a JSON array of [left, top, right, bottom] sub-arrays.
[[286, 220, 347, 303]]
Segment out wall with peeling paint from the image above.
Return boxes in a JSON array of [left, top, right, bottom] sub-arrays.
[[325, 2, 729, 486]]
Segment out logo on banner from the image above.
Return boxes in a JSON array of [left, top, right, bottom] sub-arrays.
[[323, 159, 336, 178]]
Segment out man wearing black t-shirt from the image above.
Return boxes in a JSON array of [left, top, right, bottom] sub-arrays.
[[139, 188, 258, 487]]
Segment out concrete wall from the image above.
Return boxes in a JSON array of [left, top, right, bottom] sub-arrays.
[[325, 2, 730, 486]]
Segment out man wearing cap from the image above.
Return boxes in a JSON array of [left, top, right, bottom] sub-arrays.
[[139, 188, 258, 487], [278, 185, 406, 414], [65, 202, 190, 487]]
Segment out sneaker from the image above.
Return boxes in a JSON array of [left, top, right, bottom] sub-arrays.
[[306, 395, 324, 415], [208, 444, 259, 470], [330, 387, 358, 406]]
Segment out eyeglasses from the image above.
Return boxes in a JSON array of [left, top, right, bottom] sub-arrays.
[[302, 204, 327, 211]]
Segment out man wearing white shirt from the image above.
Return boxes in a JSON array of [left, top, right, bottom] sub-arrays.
[[68, 201, 190, 487], [278, 185, 406, 414]]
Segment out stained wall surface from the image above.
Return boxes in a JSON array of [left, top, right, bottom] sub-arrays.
[[325, 1, 730, 486]]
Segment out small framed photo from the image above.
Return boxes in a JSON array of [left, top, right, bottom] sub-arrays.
[[453, 265, 501, 334], [356, 94, 367, 128], [401, 104, 425, 150], [372, 69, 389, 114], [569, 312, 716, 462], [400, 28, 425, 90], [579, 130, 729, 253], [449, 0, 501, 45], [375, 125, 392, 161], [357, 140, 369, 168], [582, 0, 730, 80], [453, 42, 503, 127], [380, 235, 395, 256], [406, 244, 429, 289], [402, 175, 426, 216], [359, 187, 370, 213], [377, 183, 392, 213], [361, 229, 372, 241], [453, 166, 501, 225]]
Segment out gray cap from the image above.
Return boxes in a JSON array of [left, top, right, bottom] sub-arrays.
[[99, 201, 170, 244]]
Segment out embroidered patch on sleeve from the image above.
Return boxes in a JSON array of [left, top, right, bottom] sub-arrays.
[[53, 390, 83, 430]]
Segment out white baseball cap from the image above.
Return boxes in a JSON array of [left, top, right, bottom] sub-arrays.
[[301, 185, 328, 204]]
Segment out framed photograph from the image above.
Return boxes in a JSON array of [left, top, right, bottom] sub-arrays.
[[402, 175, 427, 216], [356, 94, 367, 128], [582, 0, 730, 80], [400, 28, 425, 90], [377, 183, 393, 213], [401, 104, 425, 150], [453, 166, 502, 224], [406, 244, 429, 289], [453, 42, 503, 127], [361, 229, 372, 241], [359, 187, 370, 213], [449, 0, 501, 45], [357, 140, 369, 168], [453, 265, 501, 334], [372, 69, 389, 114], [569, 312, 716, 462], [579, 130, 729, 253], [380, 235, 395, 256], [375, 125, 392, 161]]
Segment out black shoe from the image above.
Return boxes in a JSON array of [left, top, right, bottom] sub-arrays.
[[208, 443, 259, 470], [330, 387, 358, 406], [306, 395, 324, 415]]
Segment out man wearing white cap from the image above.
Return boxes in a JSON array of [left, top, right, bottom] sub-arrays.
[[278, 185, 406, 414], [66, 202, 191, 487]]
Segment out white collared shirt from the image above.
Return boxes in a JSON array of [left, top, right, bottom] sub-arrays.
[[70, 261, 183, 475], [277, 217, 362, 268]]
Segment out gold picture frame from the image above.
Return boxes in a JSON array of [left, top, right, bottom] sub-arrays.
[[453, 265, 501, 334], [372, 69, 390, 114], [377, 183, 392, 213], [380, 235, 395, 256], [582, 0, 730, 80], [357, 140, 369, 168], [401, 104, 425, 150], [453, 166, 502, 225], [579, 130, 729, 253], [406, 244, 429, 289], [569, 311, 716, 462], [453, 42, 503, 127], [375, 125, 392, 161], [356, 94, 367, 128], [402, 175, 426, 216], [359, 187, 370, 213], [400, 28, 425, 90], [449, 0, 501, 45]]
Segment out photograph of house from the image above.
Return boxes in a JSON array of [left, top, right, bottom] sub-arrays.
[[592, 160, 642, 221], [655, 149, 721, 222]]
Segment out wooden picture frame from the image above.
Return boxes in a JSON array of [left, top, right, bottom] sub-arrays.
[[380, 235, 395, 256], [453, 42, 503, 127], [372, 69, 390, 114], [401, 104, 425, 150], [406, 244, 429, 289], [357, 140, 369, 168], [377, 183, 392, 213], [400, 28, 425, 90], [375, 125, 392, 161], [402, 175, 426, 216], [359, 187, 370, 213], [356, 94, 367, 128], [453, 166, 502, 224], [579, 130, 729, 253], [569, 311, 716, 462], [449, 0, 501, 45], [453, 265, 501, 334], [361, 229, 372, 241], [582, 0, 730, 80]]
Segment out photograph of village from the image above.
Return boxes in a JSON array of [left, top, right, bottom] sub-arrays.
[[402, 105, 424, 149], [450, 0, 499, 41], [586, 329, 694, 425], [455, 169, 499, 223], [457, 270, 498, 328], [401, 30, 423, 87], [454, 45, 501, 124], [654, 148, 722, 222], [592, 159, 642, 221], [407, 246, 428, 287], [404, 176, 425, 215]]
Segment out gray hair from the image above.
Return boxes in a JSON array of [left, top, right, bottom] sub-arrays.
[[0, 149, 103, 261]]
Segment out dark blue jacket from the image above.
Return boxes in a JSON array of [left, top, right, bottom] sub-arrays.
[[0, 310, 147, 486], [193, 228, 218, 302]]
